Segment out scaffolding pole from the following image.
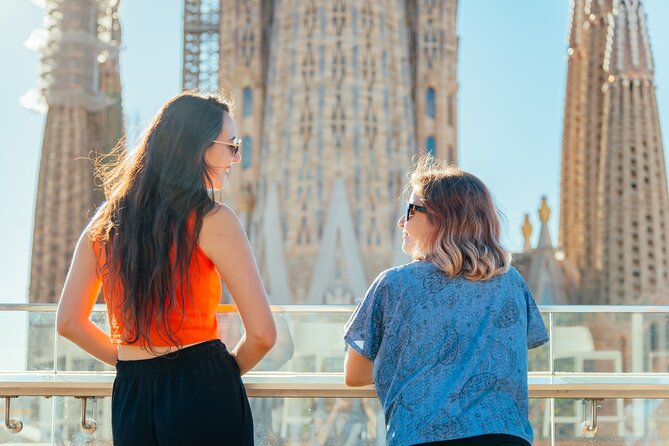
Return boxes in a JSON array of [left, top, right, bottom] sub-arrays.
[[182, 0, 221, 92]]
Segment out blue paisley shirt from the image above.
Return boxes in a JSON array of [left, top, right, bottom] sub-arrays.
[[344, 261, 548, 446]]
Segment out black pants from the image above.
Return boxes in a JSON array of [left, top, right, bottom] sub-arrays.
[[418, 434, 531, 446], [112, 340, 253, 445]]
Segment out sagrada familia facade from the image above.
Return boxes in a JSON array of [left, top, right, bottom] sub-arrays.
[[213, 0, 459, 303], [27, 0, 669, 307]]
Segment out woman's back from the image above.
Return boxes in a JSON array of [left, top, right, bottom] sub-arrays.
[[345, 262, 548, 445], [94, 212, 222, 348]]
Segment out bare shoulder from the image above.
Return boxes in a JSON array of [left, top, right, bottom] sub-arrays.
[[201, 202, 243, 232], [199, 203, 247, 255]]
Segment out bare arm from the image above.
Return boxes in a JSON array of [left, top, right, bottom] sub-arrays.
[[200, 204, 276, 374], [344, 347, 374, 386], [56, 227, 118, 366]]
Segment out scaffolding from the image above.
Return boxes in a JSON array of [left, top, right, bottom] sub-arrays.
[[182, 0, 221, 92]]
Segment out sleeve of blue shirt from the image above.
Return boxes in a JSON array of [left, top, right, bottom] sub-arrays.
[[521, 278, 550, 349], [343, 271, 388, 361]]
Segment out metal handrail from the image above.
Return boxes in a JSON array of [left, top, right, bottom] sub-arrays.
[[3, 372, 669, 434], [3, 372, 669, 399]]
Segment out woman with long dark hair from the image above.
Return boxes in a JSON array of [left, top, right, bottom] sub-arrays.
[[344, 156, 548, 446], [57, 92, 276, 445]]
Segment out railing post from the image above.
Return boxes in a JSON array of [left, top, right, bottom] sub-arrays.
[[75, 396, 97, 433], [3, 396, 23, 433], [631, 313, 645, 436], [581, 398, 602, 437]]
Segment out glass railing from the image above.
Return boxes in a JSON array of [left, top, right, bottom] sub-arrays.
[[1, 304, 669, 445]]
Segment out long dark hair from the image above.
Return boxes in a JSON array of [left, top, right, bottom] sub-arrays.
[[90, 92, 231, 348]]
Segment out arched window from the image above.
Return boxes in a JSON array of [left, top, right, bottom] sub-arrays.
[[426, 136, 435, 157], [243, 87, 253, 117], [242, 136, 252, 169], [426, 87, 436, 119]]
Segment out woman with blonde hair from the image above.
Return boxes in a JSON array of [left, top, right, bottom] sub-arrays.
[[344, 156, 548, 446], [57, 92, 276, 445]]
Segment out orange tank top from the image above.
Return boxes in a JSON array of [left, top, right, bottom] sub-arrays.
[[93, 216, 222, 347]]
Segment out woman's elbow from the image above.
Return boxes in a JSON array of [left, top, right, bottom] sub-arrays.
[[56, 313, 75, 339], [261, 328, 277, 351], [344, 372, 369, 387], [252, 324, 277, 352], [56, 304, 85, 340], [344, 372, 358, 387]]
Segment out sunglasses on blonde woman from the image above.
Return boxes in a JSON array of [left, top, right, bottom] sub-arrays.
[[212, 137, 242, 157], [405, 202, 427, 221]]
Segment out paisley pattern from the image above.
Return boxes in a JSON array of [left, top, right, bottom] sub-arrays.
[[438, 326, 460, 367], [479, 339, 517, 378], [449, 373, 507, 403], [344, 262, 548, 446], [495, 300, 521, 328]]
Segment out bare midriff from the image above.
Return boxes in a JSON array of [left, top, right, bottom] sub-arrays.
[[117, 340, 212, 360]]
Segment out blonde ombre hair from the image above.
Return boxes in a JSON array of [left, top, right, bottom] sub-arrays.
[[408, 156, 510, 281]]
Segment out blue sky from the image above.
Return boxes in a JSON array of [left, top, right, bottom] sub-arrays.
[[1, 0, 668, 305]]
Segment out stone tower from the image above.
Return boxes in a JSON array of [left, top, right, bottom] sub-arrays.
[[28, 0, 123, 303], [559, 0, 669, 304], [204, 0, 459, 303], [408, 0, 459, 162], [559, 0, 612, 303], [599, 0, 669, 304]]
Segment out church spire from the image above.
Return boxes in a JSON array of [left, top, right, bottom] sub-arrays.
[[598, 0, 669, 303], [559, 0, 669, 304], [604, 0, 654, 79]]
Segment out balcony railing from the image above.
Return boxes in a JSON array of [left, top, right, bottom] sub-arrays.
[[1, 304, 669, 445]]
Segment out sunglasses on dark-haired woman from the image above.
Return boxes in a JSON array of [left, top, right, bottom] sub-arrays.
[[212, 137, 242, 157]]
